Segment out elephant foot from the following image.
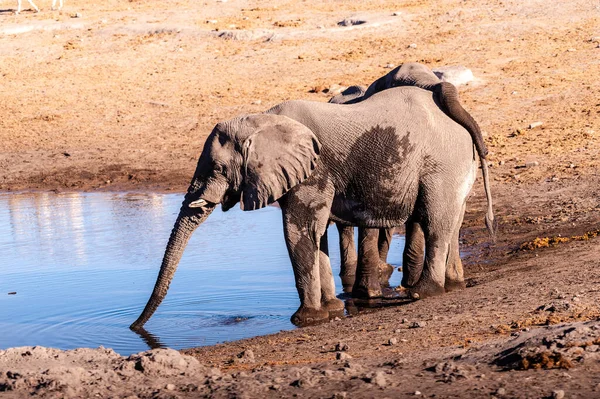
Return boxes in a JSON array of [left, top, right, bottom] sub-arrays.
[[322, 298, 345, 313], [378, 262, 394, 285], [352, 278, 383, 299], [401, 275, 419, 290], [406, 281, 445, 300], [290, 306, 329, 327], [340, 275, 356, 293], [445, 279, 466, 293]]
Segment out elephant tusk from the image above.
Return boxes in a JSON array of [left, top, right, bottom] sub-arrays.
[[188, 199, 206, 208]]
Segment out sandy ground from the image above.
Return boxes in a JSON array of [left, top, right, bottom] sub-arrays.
[[1, 0, 600, 397]]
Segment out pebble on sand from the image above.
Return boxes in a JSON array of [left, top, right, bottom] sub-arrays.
[[528, 121, 543, 129]]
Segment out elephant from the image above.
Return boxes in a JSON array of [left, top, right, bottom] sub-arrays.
[[130, 85, 494, 329], [328, 62, 494, 296]]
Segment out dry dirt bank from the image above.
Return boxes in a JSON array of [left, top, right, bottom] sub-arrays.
[[1, 0, 599, 397]]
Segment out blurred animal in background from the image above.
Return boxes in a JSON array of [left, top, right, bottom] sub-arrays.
[[15, 0, 62, 14]]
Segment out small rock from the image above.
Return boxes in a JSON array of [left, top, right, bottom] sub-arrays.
[[336, 352, 352, 360], [252, 100, 262, 105], [385, 63, 395, 69], [590, 37, 600, 43], [401, 318, 409, 324], [338, 18, 367, 27], [552, 390, 565, 399], [566, 48, 576, 52], [165, 384, 175, 391], [392, 11, 402, 16], [370, 371, 387, 387], [496, 387, 506, 395], [335, 342, 349, 351], [414, 391, 422, 396], [433, 65, 474, 86], [528, 121, 543, 129], [236, 349, 255, 363], [525, 161, 539, 168], [8, 292, 16, 295], [332, 392, 348, 399], [408, 43, 417, 49], [388, 338, 398, 346], [71, 12, 82, 18], [409, 321, 426, 329], [206, 20, 218, 24], [327, 84, 347, 96]]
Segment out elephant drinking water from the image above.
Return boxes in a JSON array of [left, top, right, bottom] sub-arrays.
[[131, 85, 493, 329]]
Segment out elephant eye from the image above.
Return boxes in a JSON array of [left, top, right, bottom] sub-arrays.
[[213, 163, 226, 175]]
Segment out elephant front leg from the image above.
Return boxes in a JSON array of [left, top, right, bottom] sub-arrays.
[[281, 194, 331, 326], [319, 233, 344, 315], [401, 221, 425, 288], [352, 227, 383, 299], [336, 222, 357, 292]]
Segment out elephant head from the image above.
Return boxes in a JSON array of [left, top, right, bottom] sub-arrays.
[[130, 114, 321, 329]]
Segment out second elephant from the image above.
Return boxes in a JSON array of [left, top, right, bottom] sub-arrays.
[[329, 62, 494, 297]]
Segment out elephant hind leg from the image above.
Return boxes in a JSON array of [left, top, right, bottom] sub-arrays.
[[407, 204, 458, 299], [445, 203, 467, 292], [402, 221, 425, 288]]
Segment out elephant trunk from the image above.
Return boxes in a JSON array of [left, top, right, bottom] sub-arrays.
[[437, 82, 496, 240], [130, 204, 214, 330]]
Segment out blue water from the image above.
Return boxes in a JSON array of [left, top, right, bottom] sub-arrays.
[[0, 192, 404, 355]]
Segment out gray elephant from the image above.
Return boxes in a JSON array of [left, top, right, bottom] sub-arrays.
[[329, 62, 494, 296], [131, 85, 493, 329]]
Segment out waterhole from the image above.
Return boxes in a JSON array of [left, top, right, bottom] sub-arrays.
[[0, 192, 404, 355]]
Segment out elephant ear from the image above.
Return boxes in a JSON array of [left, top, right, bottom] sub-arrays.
[[363, 72, 391, 98], [240, 115, 321, 211]]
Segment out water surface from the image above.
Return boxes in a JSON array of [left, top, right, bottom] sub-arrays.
[[0, 192, 404, 355]]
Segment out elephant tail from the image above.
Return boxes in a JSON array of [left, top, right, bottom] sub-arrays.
[[437, 82, 488, 160], [435, 81, 496, 241], [480, 157, 497, 242]]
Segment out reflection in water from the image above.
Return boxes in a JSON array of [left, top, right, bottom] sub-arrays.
[[0, 192, 405, 355], [134, 326, 167, 350]]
